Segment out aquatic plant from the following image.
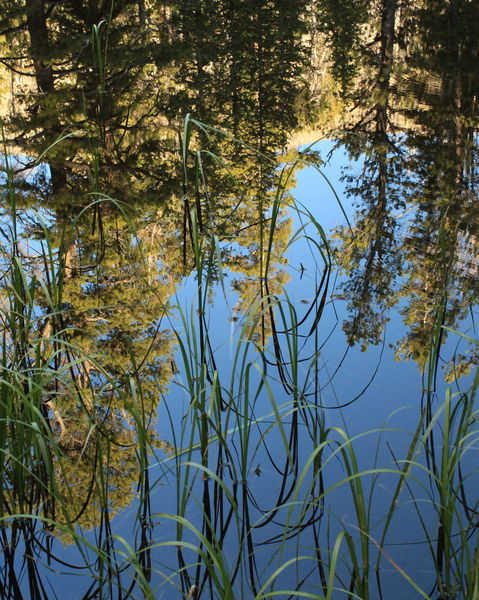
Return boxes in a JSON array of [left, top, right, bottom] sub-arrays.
[[0, 116, 478, 600]]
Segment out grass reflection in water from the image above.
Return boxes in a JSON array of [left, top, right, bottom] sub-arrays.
[[0, 121, 478, 600]]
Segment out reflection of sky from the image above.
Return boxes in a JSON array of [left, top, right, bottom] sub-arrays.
[[10, 143, 478, 599], [288, 145, 478, 597], [152, 142, 446, 598], [293, 140, 476, 404], [296, 140, 353, 228], [290, 141, 419, 422]]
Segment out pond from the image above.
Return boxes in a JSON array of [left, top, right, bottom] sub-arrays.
[[0, 1, 478, 599]]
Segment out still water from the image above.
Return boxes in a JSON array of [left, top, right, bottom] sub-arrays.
[[0, 1, 478, 599]]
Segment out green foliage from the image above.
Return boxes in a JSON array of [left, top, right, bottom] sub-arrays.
[[0, 1, 478, 598], [316, 0, 370, 94]]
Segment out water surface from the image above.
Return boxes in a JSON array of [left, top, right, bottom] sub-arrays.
[[0, 1, 478, 599]]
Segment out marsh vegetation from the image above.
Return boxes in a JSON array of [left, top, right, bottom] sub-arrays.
[[0, 1, 478, 598]]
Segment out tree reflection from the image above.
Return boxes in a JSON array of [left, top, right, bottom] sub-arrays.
[[1, 1, 478, 597], [0, 0, 313, 558], [328, 0, 479, 376]]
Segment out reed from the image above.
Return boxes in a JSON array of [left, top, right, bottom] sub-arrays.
[[0, 116, 477, 600]]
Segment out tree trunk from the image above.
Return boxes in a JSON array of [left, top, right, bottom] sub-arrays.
[[376, 0, 397, 136], [26, 0, 68, 193], [25, 0, 54, 94]]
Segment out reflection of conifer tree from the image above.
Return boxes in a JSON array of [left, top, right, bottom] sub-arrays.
[[1, 0, 181, 204], [332, 0, 403, 349], [227, 186, 293, 345], [5, 206, 180, 536], [315, 0, 370, 95], [329, 0, 479, 371], [334, 148, 403, 350], [394, 0, 479, 371], [170, 0, 310, 342], [172, 0, 309, 231], [52, 208, 177, 408], [174, 0, 307, 151]]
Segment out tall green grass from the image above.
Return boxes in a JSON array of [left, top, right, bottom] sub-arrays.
[[0, 116, 477, 600]]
